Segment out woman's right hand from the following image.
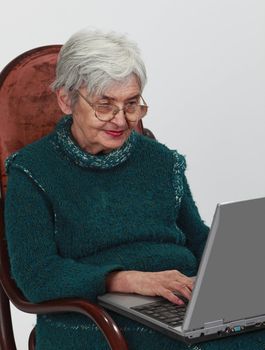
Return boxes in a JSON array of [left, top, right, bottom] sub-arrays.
[[106, 270, 194, 305]]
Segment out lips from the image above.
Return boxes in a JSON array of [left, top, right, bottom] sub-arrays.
[[105, 130, 125, 137]]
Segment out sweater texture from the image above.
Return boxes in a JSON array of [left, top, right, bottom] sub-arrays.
[[5, 116, 265, 349]]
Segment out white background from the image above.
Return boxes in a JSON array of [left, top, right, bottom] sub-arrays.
[[1, 0, 265, 349]]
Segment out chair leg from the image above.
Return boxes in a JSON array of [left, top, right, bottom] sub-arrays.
[[28, 327, 36, 350], [0, 285, 17, 350]]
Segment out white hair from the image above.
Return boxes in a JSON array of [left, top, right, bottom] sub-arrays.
[[51, 29, 147, 105]]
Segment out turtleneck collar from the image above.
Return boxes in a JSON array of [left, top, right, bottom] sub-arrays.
[[54, 115, 139, 169]]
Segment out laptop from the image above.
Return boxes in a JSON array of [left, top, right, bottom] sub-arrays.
[[98, 197, 265, 344]]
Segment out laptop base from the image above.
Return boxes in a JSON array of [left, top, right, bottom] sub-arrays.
[[99, 298, 265, 345]]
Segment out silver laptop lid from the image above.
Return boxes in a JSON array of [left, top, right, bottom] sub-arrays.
[[183, 197, 265, 332]]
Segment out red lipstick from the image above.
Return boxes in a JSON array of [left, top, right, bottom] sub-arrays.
[[105, 130, 124, 137]]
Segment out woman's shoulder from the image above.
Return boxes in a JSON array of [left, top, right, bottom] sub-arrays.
[[5, 134, 54, 174], [138, 133, 186, 173]]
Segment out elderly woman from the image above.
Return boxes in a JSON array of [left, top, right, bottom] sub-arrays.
[[4, 29, 264, 350]]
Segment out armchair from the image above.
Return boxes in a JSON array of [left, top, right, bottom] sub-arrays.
[[0, 45, 153, 350]]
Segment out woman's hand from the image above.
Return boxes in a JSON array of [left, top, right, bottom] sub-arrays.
[[106, 270, 194, 305]]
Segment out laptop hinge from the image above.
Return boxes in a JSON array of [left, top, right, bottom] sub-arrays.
[[204, 319, 224, 328]]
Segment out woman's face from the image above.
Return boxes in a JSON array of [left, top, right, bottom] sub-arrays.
[[70, 75, 141, 154]]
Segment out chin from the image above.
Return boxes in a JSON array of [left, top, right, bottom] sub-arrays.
[[105, 139, 127, 151], [102, 131, 131, 150]]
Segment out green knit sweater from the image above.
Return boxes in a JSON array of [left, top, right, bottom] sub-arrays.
[[5, 116, 265, 350]]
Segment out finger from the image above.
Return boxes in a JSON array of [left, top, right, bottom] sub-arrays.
[[184, 281, 194, 291], [171, 283, 192, 300], [158, 287, 185, 305], [177, 274, 194, 286], [172, 272, 194, 289]]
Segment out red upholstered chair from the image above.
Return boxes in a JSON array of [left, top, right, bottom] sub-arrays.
[[0, 45, 153, 350]]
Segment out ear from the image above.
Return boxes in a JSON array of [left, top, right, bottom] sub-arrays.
[[56, 88, 73, 114]]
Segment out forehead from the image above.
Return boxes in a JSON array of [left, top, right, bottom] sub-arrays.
[[98, 75, 141, 101]]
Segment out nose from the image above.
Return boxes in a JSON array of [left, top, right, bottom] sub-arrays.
[[111, 109, 128, 128]]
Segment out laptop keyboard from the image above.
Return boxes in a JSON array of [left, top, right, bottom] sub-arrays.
[[131, 299, 187, 327]]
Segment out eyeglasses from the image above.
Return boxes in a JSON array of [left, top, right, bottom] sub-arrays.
[[77, 90, 148, 122]]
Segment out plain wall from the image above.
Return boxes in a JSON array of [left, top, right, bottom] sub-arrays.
[[1, 0, 265, 348]]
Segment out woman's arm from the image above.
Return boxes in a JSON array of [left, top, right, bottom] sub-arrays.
[[5, 166, 123, 303]]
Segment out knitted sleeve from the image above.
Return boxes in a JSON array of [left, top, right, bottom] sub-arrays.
[[172, 151, 209, 262], [4, 165, 123, 303]]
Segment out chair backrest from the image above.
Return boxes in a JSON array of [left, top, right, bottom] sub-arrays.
[[0, 45, 145, 350], [0, 46, 61, 197]]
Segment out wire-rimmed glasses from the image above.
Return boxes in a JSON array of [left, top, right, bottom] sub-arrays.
[[77, 90, 148, 122]]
